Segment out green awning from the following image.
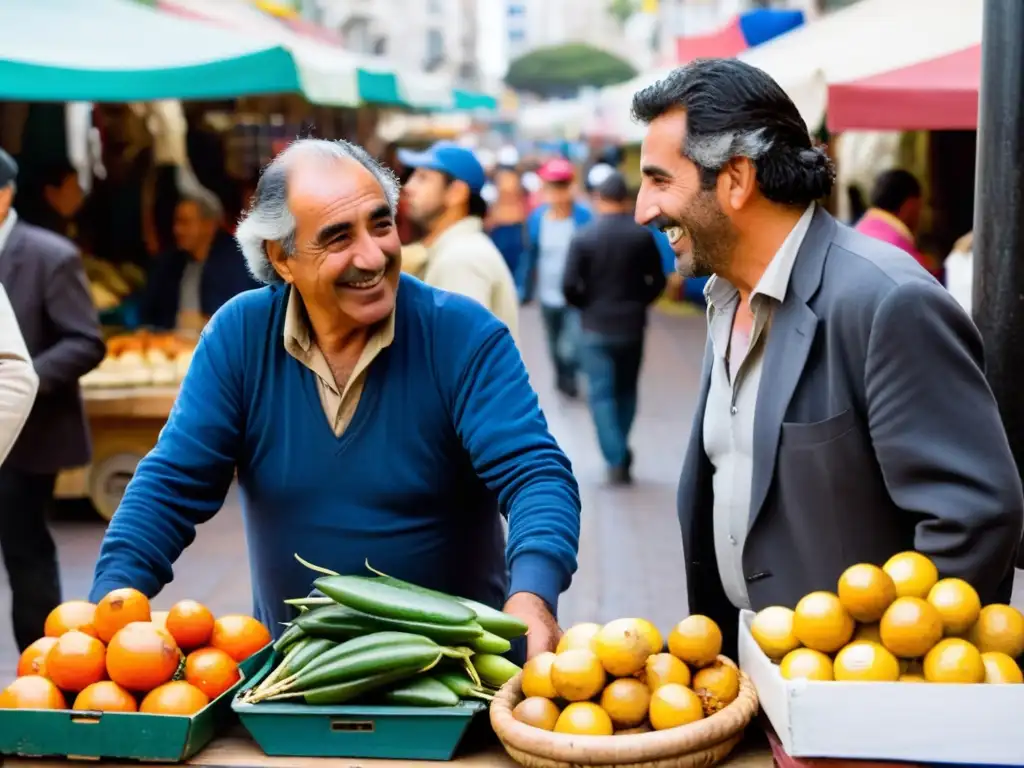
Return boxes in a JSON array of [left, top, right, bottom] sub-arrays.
[[0, 0, 299, 102], [454, 90, 500, 112]]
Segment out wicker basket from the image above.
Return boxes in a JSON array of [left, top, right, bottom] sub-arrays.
[[490, 656, 759, 768]]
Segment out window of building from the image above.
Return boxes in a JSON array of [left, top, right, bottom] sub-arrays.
[[507, 3, 525, 17], [427, 0, 443, 13], [425, 28, 445, 69]]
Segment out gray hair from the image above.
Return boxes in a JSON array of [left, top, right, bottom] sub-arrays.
[[179, 188, 224, 222], [684, 129, 773, 173], [236, 138, 401, 285]]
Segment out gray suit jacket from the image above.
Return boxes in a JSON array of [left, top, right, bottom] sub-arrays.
[[679, 207, 1023, 646], [0, 220, 105, 474]]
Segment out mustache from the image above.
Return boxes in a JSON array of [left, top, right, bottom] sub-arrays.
[[336, 254, 396, 284]]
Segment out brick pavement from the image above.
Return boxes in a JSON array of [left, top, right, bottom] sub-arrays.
[[1, 305, 1021, 682]]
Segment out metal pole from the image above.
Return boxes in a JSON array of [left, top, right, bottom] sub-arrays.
[[973, 0, 1024, 515]]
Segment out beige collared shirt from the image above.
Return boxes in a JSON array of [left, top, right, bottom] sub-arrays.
[[0, 284, 38, 465], [420, 216, 520, 341], [702, 203, 815, 609], [282, 287, 396, 437]]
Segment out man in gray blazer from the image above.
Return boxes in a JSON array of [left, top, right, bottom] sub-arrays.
[[0, 149, 105, 650], [631, 59, 1024, 655]]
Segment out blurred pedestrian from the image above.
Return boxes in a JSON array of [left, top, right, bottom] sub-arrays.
[[485, 165, 529, 277], [563, 172, 666, 484], [0, 147, 105, 651], [518, 158, 592, 398], [400, 142, 519, 337], [855, 169, 939, 278], [633, 59, 1021, 656]]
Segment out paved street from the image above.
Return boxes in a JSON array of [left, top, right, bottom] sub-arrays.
[[0, 305, 707, 680], [2, 303, 1022, 681]]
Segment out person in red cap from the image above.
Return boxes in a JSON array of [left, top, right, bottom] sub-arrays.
[[517, 157, 592, 398]]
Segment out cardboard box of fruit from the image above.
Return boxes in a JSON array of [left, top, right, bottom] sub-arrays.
[[0, 589, 271, 762], [739, 551, 1024, 765], [490, 616, 759, 767]]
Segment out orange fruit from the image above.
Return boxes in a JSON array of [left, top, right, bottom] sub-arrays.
[[837, 564, 897, 623], [648, 683, 705, 730], [750, 606, 800, 660], [140, 681, 210, 715], [166, 600, 215, 651], [667, 615, 722, 668], [779, 648, 834, 681], [106, 621, 181, 692], [210, 615, 271, 662], [512, 697, 561, 731], [0, 675, 67, 710], [553, 701, 614, 736], [95, 588, 151, 643], [923, 638, 985, 684], [967, 604, 1024, 658], [982, 652, 1024, 684], [73, 681, 138, 712], [880, 597, 943, 659], [793, 592, 855, 653], [185, 647, 241, 700], [46, 630, 108, 693], [44, 601, 98, 638], [882, 552, 938, 600], [926, 579, 981, 636], [17, 637, 59, 677], [833, 641, 900, 682]]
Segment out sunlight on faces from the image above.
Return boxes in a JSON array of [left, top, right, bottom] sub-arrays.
[[0, 184, 13, 223], [636, 108, 757, 279], [267, 156, 401, 330], [403, 167, 468, 228], [543, 181, 573, 208]]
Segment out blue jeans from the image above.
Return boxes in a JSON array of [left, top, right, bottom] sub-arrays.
[[540, 306, 580, 393], [579, 332, 644, 469]]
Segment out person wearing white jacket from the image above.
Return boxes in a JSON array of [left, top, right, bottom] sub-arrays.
[[0, 284, 38, 465]]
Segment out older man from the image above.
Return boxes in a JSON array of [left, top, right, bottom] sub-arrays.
[[632, 59, 1022, 654], [90, 139, 580, 660]]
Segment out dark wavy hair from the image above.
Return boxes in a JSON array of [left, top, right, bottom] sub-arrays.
[[869, 169, 921, 214], [631, 58, 835, 208]]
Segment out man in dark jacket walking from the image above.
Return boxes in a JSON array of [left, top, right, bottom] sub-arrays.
[[563, 172, 666, 484], [0, 148, 106, 650]]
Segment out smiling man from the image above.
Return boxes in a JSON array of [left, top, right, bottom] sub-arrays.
[[633, 59, 1022, 655], [89, 139, 581, 661]]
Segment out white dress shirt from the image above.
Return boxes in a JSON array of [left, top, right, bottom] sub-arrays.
[[0, 283, 38, 464]]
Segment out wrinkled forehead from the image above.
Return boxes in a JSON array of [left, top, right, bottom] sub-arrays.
[[286, 155, 390, 226]]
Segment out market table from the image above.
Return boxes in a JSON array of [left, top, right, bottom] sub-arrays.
[[1, 728, 776, 767]]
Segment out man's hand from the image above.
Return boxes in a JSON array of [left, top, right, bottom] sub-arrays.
[[503, 592, 562, 660]]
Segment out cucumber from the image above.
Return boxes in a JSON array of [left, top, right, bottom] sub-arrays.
[[381, 676, 460, 707], [293, 632, 435, 681], [368, 574, 528, 640], [294, 604, 485, 645], [434, 670, 494, 701], [300, 669, 419, 706], [247, 638, 335, 700], [469, 629, 512, 655], [472, 654, 521, 688], [289, 640, 442, 693], [273, 623, 306, 653], [314, 575, 476, 626]]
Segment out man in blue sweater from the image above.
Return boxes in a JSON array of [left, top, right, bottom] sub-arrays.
[[89, 139, 582, 661]]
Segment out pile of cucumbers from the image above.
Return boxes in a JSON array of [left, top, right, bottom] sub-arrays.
[[240, 559, 526, 707]]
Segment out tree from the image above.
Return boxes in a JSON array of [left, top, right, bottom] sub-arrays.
[[606, 0, 640, 28], [504, 44, 638, 98]]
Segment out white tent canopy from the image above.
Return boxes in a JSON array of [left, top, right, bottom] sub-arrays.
[[738, 0, 983, 131]]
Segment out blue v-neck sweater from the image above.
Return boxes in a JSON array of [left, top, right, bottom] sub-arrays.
[[90, 276, 581, 635]]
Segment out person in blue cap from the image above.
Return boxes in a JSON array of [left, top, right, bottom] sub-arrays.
[[399, 142, 519, 338]]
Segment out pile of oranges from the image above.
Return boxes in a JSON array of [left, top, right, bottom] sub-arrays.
[[750, 551, 1024, 684], [0, 589, 271, 715]]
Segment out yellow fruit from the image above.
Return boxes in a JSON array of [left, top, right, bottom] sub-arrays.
[[882, 551, 938, 600], [750, 606, 800, 660], [692, 661, 740, 715], [779, 648, 834, 681], [837, 564, 897, 623], [793, 592, 855, 653], [967, 604, 1024, 658], [644, 653, 691, 691], [926, 579, 981, 636], [899, 674, 926, 683], [853, 623, 882, 644], [879, 597, 943, 659], [599, 678, 650, 729], [554, 702, 613, 736], [667, 615, 722, 668], [981, 652, 1024, 684], [550, 649, 606, 702], [556, 623, 602, 655], [521, 652, 558, 699], [923, 638, 985, 683], [833, 642, 900, 682], [648, 683, 704, 731], [634, 619, 664, 653], [593, 619, 654, 677], [512, 697, 561, 731]]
